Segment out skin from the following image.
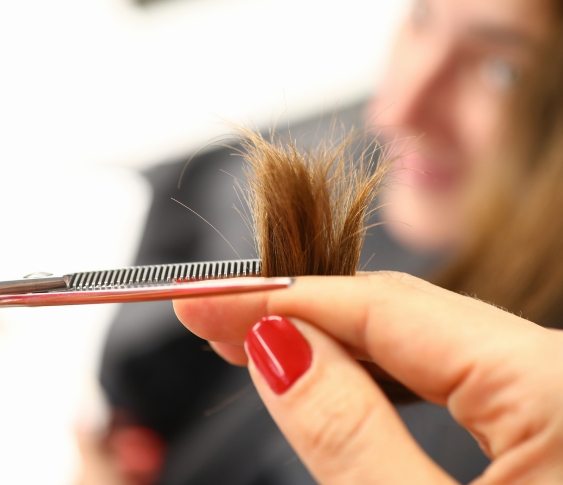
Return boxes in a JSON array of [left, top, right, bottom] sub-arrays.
[[370, 0, 554, 251], [174, 275, 563, 484]]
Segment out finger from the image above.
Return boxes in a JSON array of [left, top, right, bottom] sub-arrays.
[[244, 315, 456, 485], [208, 341, 248, 366], [174, 290, 270, 344], [176, 275, 563, 478], [175, 272, 539, 404]]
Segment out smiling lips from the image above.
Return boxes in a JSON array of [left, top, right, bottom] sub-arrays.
[[392, 150, 463, 192]]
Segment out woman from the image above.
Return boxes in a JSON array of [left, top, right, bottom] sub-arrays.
[[371, 0, 563, 326], [173, 0, 563, 482]]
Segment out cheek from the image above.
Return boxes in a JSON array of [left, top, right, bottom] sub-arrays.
[[370, 30, 418, 122], [457, 86, 506, 162]]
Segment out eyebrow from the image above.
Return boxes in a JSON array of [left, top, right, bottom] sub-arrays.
[[467, 25, 535, 50]]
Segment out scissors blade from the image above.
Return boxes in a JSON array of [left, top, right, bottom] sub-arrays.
[[0, 277, 293, 307]]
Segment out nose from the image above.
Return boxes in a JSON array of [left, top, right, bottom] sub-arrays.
[[376, 43, 455, 135]]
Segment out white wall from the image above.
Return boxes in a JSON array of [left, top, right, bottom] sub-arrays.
[[0, 0, 407, 170], [0, 166, 152, 485]]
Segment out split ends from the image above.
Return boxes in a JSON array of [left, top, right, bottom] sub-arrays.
[[236, 126, 392, 278]]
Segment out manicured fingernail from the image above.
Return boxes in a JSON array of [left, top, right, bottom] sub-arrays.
[[245, 315, 312, 394]]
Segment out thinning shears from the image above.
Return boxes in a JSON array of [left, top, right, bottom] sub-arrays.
[[0, 259, 291, 307]]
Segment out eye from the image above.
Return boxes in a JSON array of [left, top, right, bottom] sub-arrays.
[[480, 58, 521, 90], [412, 0, 431, 29]]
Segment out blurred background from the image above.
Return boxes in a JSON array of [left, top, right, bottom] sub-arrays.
[[0, 1, 406, 483]]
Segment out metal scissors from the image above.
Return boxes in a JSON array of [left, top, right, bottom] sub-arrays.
[[0, 259, 291, 307]]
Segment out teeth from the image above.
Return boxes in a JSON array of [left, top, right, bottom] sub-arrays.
[[69, 259, 262, 291]]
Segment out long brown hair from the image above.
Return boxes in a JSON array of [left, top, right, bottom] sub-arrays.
[[436, 10, 563, 327]]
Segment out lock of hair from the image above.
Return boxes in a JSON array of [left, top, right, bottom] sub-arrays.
[[236, 126, 390, 278]]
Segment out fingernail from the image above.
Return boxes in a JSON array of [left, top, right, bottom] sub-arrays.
[[245, 315, 312, 394]]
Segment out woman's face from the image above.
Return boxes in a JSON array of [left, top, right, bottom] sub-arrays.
[[371, 0, 554, 252]]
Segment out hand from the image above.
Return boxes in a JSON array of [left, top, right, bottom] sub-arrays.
[[174, 272, 563, 484]]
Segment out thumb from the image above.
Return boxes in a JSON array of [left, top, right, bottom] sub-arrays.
[[244, 315, 457, 485]]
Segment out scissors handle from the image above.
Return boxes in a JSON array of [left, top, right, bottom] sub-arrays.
[[0, 276, 67, 295]]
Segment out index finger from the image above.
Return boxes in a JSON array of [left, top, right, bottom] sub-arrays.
[[173, 271, 541, 404]]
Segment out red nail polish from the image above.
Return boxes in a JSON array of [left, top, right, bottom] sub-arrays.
[[245, 315, 312, 394]]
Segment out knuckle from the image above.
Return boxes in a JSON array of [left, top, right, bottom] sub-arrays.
[[372, 270, 424, 286], [298, 385, 374, 461], [373, 270, 410, 282], [368, 270, 438, 293]]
